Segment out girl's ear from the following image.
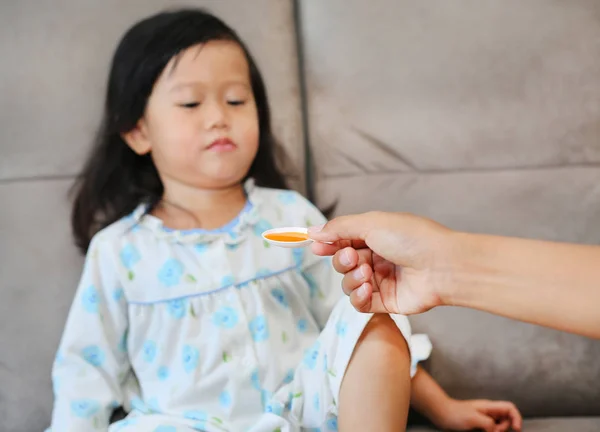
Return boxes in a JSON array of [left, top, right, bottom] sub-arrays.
[[122, 119, 152, 155]]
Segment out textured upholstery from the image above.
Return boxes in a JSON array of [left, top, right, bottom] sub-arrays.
[[409, 417, 600, 432], [2, 0, 599, 431], [0, 1, 302, 431], [298, 0, 600, 420]]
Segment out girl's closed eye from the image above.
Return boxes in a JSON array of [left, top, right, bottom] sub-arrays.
[[224, 85, 251, 107], [227, 99, 246, 106], [178, 100, 244, 108], [179, 102, 200, 109]]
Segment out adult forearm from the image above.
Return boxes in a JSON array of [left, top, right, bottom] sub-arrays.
[[444, 232, 600, 338]]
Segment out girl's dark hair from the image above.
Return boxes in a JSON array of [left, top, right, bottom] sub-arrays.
[[71, 8, 294, 254]]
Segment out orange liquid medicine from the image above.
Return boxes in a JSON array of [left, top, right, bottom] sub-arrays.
[[264, 232, 309, 242]]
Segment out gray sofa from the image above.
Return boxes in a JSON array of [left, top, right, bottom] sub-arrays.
[[2, 1, 599, 431]]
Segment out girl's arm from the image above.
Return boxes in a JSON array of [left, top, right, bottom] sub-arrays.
[[410, 366, 452, 425], [411, 366, 522, 432], [49, 236, 130, 431]]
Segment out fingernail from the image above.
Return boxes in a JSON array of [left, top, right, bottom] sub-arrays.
[[340, 250, 351, 266], [352, 266, 364, 280], [357, 284, 368, 299], [308, 224, 324, 234]]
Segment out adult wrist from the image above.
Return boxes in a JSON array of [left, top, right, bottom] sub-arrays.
[[435, 230, 487, 308]]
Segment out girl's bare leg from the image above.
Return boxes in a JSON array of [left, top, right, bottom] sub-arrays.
[[338, 314, 411, 431]]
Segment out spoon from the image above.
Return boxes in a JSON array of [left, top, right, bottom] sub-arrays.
[[262, 227, 331, 248]]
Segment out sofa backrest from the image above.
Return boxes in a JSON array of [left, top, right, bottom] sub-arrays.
[[2, 2, 600, 431], [0, 2, 302, 431], [298, 0, 600, 417]]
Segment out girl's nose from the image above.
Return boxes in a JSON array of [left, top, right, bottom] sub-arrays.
[[203, 99, 228, 130]]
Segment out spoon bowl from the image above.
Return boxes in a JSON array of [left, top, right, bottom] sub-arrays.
[[262, 227, 313, 248]]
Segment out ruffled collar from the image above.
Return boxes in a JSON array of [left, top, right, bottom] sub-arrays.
[[130, 178, 263, 246]]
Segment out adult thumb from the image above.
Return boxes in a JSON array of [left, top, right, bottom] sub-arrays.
[[308, 212, 379, 245]]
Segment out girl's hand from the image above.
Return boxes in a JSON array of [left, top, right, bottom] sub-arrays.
[[432, 399, 522, 432]]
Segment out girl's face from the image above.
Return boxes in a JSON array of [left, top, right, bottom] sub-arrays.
[[124, 40, 259, 192]]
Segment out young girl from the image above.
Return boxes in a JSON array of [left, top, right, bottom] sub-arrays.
[[48, 8, 522, 432]]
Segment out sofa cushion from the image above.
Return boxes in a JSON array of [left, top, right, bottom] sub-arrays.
[[409, 417, 600, 432], [0, 0, 304, 189], [299, 0, 600, 417], [0, 2, 302, 431]]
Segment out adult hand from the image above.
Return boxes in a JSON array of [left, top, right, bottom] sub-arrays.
[[309, 211, 455, 315], [310, 211, 600, 338]]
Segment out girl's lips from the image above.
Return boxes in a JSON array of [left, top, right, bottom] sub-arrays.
[[207, 138, 236, 152]]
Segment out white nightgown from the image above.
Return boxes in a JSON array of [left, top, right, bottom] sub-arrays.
[[47, 179, 431, 432]]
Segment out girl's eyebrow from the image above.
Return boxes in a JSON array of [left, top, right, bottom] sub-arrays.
[[168, 83, 197, 93], [168, 80, 250, 93], [168, 82, 203, 93]]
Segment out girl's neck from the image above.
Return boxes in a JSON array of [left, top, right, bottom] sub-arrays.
[[153, 181, 248, 231]]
